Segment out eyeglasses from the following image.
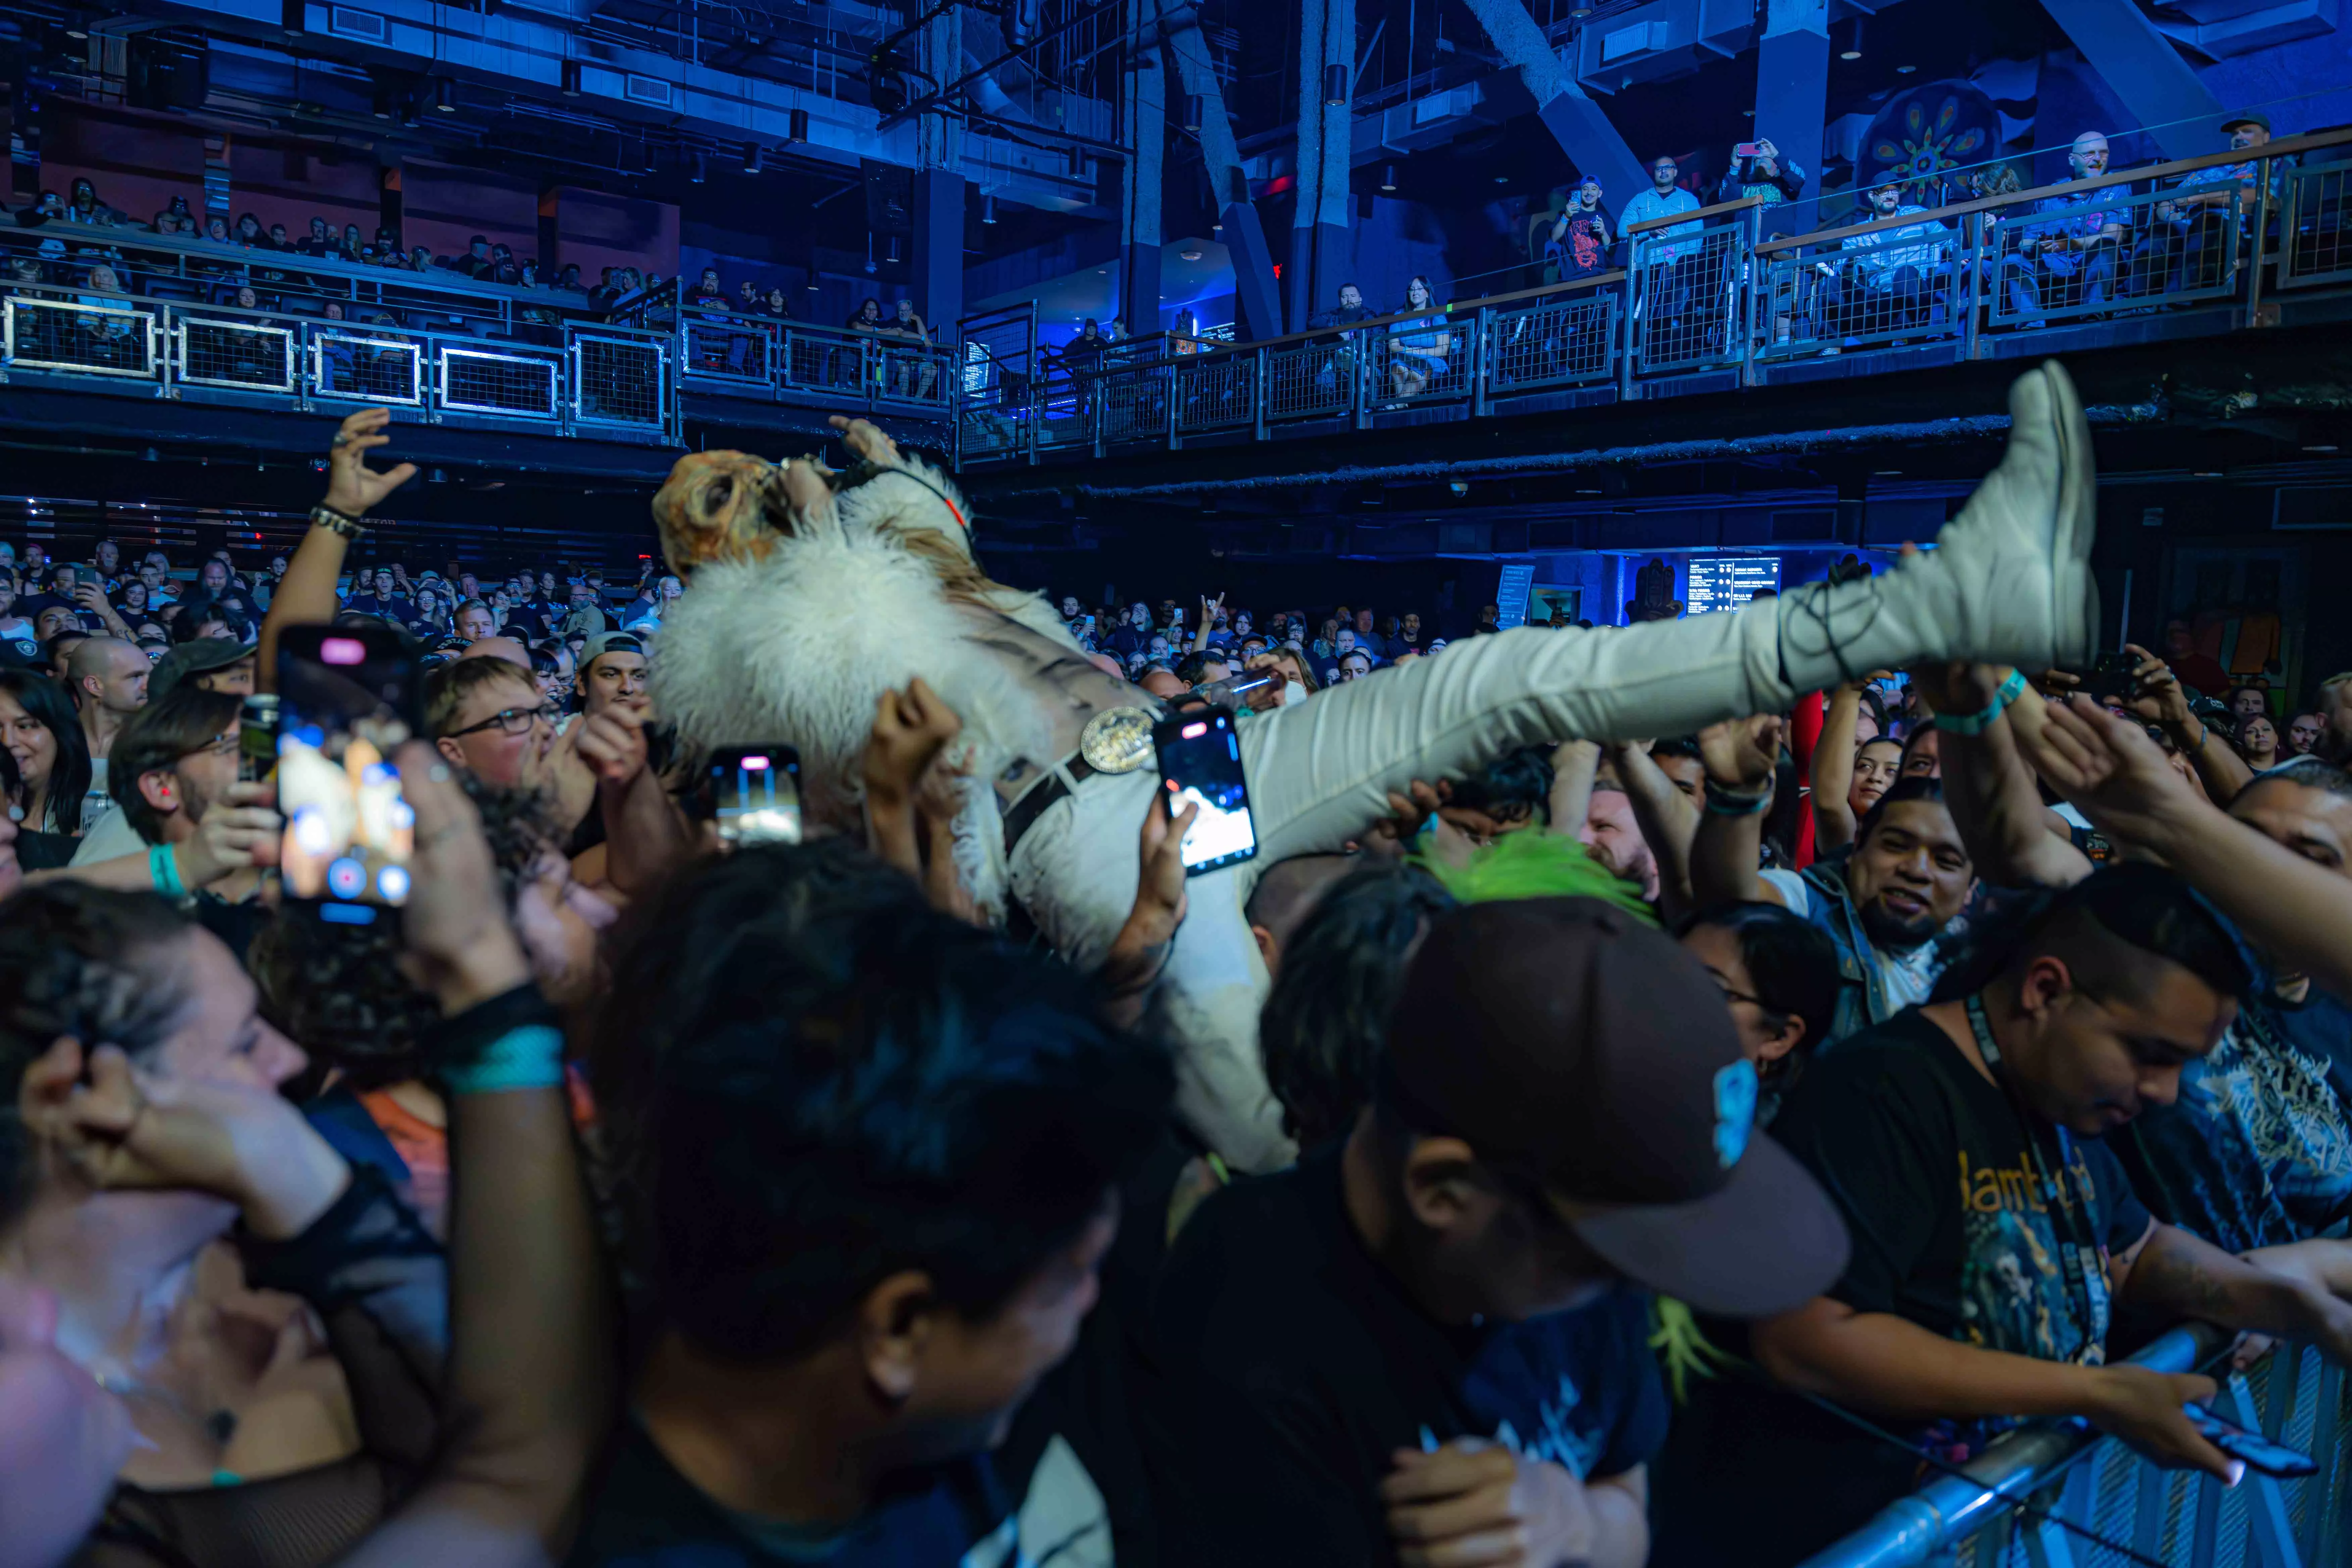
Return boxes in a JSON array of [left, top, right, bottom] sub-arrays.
[[448, 702, 556, 738]]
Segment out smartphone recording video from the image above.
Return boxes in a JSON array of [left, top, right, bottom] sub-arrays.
[[712, 745, 802, 845], [276, 625, 419, 925], [1155, 707, 1258, 876]]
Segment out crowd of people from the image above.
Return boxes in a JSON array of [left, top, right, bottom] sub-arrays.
[[3, 391, 2352, 1568]]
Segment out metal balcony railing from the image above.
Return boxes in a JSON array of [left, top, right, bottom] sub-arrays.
[[1805, 1326, 2351, 1568], [949, 127, 2352, 468]]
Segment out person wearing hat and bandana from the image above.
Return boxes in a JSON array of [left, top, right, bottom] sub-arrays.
[[1145, 897, 1852, 1568], [1680, 863, 2352, 1564]]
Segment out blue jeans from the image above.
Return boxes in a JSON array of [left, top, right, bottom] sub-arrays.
[[2002, 249, 2113, 317]]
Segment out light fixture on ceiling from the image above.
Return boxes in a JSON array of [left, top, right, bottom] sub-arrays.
[[888, 234, 902, 264], [1181, 94, 1204, 133], [1179, 248, 1203, 261], [742, 141, 762, 174], [1839, 17, 1863, 59], [1068, 144, 1086, 176], [371, 87, 393, 119], [864, 234, 877, 275], [2305, 443, 2340, 452], [65, 22, 88, 38], [1895, 63, 1917, 74], [981, 194, 997, 224], [433, 78, 455, 112], [1322, 63, 1347, 106], [560, 58, 582, 95], [1380, 164, 1396, 191], [789, 107, 810, 144], [690, 149, 706, 184], [2193, 470, 2224, 478], [1494, 174, 1508, 183]]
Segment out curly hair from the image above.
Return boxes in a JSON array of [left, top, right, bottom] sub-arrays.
[[0, 886, 192, 1222]]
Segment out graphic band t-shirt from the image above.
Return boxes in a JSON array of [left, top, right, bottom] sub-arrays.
[[1145, 1145, 1668, 1567], [1669, 1006, 2153, 1564], [568, 1417, 1022, 1567], [2116, 985, 2352, 1253]]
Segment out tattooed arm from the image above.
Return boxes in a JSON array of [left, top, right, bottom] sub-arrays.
[[1099, 789, 1197, 1030], [2114, 1220, 2352, 1364]]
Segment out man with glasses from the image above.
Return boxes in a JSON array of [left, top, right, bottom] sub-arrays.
[[63, 687, 272, 917], [426, 654, 559, 787]]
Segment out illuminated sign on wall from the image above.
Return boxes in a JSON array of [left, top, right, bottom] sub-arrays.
[[1685, 556, 1781, 614]]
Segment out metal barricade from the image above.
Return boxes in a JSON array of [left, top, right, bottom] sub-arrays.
[[437, 343, 562, 420], [680, 310, 775, 385], [1173, 349, 1257, 434], [875, 342, 953, 410], [174, 310, 297, 392], [1629, 211, 1750, 377], [1031, 367, 1096, 449], [1806, 1328, 2351, 1568], [1370, 311, 1474, 406], [2280, 161, 2352, 291], [309, 325, 426, 406], [3, 294, 158, 378], [1485, 287, 1619, 393], [1989, 185, 2244, 329], [1098, 358, 1175, 443], [782, 326, 876, 397], [955, 305, 1037, 465], [571, 331, 669, 431], [1756, 215, 1970, 360], [1264, 338, 1359, 422]]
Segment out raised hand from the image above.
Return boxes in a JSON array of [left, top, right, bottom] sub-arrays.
[[1698, 713, 1782, 790], [828, 414, 903, 469], [862, 678, 964, 810], [321, 408, 419, 517]]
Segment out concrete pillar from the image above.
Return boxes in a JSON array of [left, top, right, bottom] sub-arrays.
[[1755, 0, 1829, 205], [1311, 0, 1355, 322], [1121, 3, 1165, 335], [1159, 0, 1284, 341], [912, 169, 965, 331], [1288, 0, 1326, 330]]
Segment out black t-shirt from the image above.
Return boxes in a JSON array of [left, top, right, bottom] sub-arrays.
[[1657, 1006, 2152, 1566], [568, 1417, 1018, 1567], [1146, 1145, 1668, 1567]]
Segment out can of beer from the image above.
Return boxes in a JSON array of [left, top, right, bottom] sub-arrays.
[[239, 693, 279, 783]]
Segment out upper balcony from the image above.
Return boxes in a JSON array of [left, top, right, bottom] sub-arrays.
[[949, 128, 2352, 474]]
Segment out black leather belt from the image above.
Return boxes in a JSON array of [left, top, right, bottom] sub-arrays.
[[1002, 755, 1097, 857]]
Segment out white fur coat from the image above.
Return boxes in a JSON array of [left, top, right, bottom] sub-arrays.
[[649, 463, 1078, 920]]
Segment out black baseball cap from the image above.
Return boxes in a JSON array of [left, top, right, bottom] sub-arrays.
[[148, 637, 252, 700], [2222, 110, 2271, 134], [1385, 898, 1849, 1317]]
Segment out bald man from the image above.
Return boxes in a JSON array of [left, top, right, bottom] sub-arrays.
[[2006, 130, 2127, 316], [457, 635, 532, 671], [68, 636, 150, 834]]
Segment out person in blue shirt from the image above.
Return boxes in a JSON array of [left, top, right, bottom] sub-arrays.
[[1621, 153, 1705, 357], [2002, 130, 2130, 317], [2136, 110, 2278, 296], [1817, 178, 1954, 343], [1384, 275, 1453, 401]]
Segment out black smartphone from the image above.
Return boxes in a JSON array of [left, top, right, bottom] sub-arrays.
[[1154, 706, 1258, 876], [2186, 1404, 2319, 1478], [711, 745, 801, 846], [275, 624, 420, 925], [2089, 651, 2139, 705]]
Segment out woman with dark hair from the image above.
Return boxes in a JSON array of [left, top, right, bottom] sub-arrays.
[[2237, 710, 2284, 772], [1674, 899, 1839, 1121], [1385, 275, 1451, 401], [235, 211, 266, 247], [0, 666, 93, 843], [1257, 861, 1459, 1152]]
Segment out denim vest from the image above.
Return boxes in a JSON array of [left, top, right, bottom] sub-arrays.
[[1796, 861, 1908, 1049]]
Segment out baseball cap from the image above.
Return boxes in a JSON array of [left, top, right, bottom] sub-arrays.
[[148, 637, 252, 700], [2222, 110, 2271, 134], [1384, 897, 1849, 1317], [579, 630, 644, 667]]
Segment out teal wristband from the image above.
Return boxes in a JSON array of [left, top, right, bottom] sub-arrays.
[[1704, 782, 1772, 817], [1936, 669, 2029, 737], [442, 1024, 565, 1095], [149, 843, 186, 898]]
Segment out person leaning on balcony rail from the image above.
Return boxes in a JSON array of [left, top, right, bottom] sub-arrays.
[[2137, 110, 2281, 296]]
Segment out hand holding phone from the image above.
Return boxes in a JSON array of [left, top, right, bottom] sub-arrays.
[[275, 625, 420, 924], [1154, 706, 1258, 876]]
